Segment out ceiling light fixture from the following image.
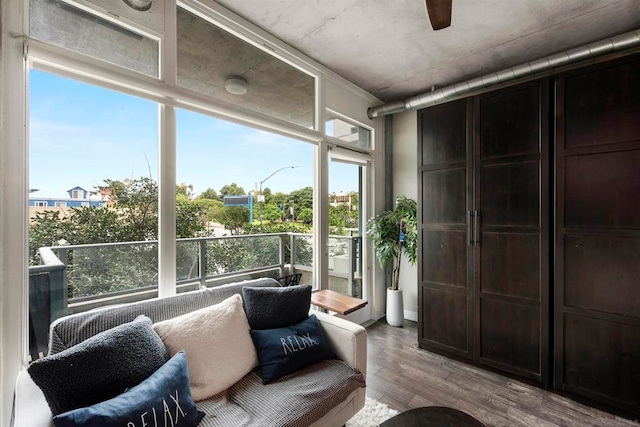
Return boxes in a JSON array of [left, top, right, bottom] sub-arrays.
[[224, 76, 249, 95], [122, 0, 152, 12]]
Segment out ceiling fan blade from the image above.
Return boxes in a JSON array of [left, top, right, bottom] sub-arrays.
[[425, 0, 452, 30]]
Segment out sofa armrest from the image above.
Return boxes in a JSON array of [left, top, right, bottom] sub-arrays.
[[315, 311, 367, 379]]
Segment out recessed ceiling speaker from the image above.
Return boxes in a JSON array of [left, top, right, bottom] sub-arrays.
[[224, 76, 249, 95], [122, 0, 152, 12]]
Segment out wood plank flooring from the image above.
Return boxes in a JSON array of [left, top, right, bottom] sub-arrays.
[[365, 320, 639, 427]]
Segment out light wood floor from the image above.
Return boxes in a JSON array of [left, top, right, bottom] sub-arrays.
[[364, 320, 639, 427]]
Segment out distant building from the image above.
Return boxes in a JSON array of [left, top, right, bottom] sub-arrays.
[[329, 191, 357, 210], [29, 186, 107, 209], [28, 186, 108, 222]]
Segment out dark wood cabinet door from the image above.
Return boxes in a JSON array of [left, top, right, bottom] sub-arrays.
[[555, 56, 640, 416], [475, 82, 549, 384], [418, 99, 474, 359]]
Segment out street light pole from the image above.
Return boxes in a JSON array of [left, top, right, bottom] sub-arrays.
[[259, 165, 298, 225]]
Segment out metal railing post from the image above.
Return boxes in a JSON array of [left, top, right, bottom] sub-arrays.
[[289, 234, 296, 275], [279, 234, 286, 277], [58, 247, 69, 307], [199, 239, 207, 288], [347, 237, 355, 297]]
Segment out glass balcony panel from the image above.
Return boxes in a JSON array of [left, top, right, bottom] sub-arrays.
[[205, 235, 280, 278], [176, 240, 200, 282], [177, 6, 315, 128], [30, 0, 159, 77], [64, 243, 158, 301]]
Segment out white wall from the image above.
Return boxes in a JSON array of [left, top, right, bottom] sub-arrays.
[[392, 110, 419, 322]]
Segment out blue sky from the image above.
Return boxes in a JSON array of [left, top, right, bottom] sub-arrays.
[[29, 70, 358, 199]]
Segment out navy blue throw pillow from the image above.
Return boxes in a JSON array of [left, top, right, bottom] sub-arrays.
[[27, 315, 169, 416], [242, 284, 311, 330], [250, 314, 336, 384], [53, 351, 205, 427]]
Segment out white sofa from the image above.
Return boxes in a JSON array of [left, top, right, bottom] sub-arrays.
[[13, 278, 367, 427]]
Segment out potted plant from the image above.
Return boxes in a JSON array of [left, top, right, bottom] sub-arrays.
[[366, 195, 417, 327]]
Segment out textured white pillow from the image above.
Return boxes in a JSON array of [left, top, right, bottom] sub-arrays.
[[153, 294, 258, 401]]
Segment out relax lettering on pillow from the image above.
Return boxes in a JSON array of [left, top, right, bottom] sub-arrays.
[[280, 331, 320, 355], [250, 315, 336, 384], [53, 352, 204, 427], [124, 388, 186, 427]]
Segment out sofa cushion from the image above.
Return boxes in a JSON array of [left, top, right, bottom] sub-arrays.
[[52, 351, 204, 427], [48, 277, 280, 355], [153, 294, 258, 401], [195, 359, 365, 426], [27, 315, 169, 416], [250, 314, 336, 384], [242, 284, 311, 330]]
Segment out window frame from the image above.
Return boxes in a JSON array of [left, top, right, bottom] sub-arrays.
[[2, 4, 381, 419]]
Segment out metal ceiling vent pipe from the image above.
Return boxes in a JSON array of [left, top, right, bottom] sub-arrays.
[[368, 28, 640, 119]]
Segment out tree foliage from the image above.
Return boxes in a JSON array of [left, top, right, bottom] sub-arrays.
[[197, 187, 218, 200], [219, 182, 246, 199]]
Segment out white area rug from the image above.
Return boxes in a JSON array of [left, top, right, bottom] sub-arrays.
[[346, 397, 399, 427]]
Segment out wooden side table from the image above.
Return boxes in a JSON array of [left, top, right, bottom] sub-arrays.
[[310, 289, 367, 315], [380, 406, 484, 426]]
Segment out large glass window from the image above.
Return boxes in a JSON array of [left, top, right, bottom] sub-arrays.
[[327, 158, 365, 299], [176, 108, 315, 288], [30, 0, 159, 77], [326, 111, 371, 149], [177, 6, 315, 128], [28, 69, 159, 359]]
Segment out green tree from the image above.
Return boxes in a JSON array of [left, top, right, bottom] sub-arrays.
[[288, 186, 313, 212], [219, 206, 249, 234], [100, 177, 158, 241], [197, 187, 218, 200], [219, 182, 246, 200], [263, 203, 283, 223], [297, 207, 313, 224], [176, 194, 207, 238]]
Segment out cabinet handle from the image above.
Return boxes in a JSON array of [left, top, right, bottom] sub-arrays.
[[474, 210, 480, 245], [468, 211, 473, 247]]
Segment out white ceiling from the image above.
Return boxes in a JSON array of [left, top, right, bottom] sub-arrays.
[[214, 0, 640, 103]]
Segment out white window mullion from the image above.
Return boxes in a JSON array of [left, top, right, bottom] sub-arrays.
[[158, 104, 177, 297], [157, 1, 178, 298], [1, 2, 29, 424]]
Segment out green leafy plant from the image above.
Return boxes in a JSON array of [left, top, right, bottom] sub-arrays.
[[366, 195, 417, 291]]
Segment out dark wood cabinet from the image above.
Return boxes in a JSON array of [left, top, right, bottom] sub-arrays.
[[419, 98, 473, 359], [417, 81, 549, 384], [417, 54, 640, 417], [554, 57, 640, 415]]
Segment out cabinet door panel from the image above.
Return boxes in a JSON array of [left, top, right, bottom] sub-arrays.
[[422, 168, 467, 225], [565, 235, 640, 317], [480, 299, 540, 376], [563, 314, 640, 412], [422, 230, 467, 288], [421, 100, 467, 165], [565, 149, 640, 229], [421, 287, 469, 354], [480, 85, 540, 159], [481, 232, 540, 300], [481, 160, 539, 227], [565, 60, 640, 148]]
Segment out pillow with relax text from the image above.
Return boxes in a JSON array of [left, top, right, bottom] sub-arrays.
[[250, 314, 336, 384], [53, 351, 205, 427], [242, 284, 311, 330], [27, 315, 169, 416], [153, 294, 258, 401]]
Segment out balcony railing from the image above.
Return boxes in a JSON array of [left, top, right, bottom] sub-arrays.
[[28, 232, 361, 359]]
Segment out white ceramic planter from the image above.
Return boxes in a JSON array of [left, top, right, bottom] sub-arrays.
[[386, 288, 404, 327]]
